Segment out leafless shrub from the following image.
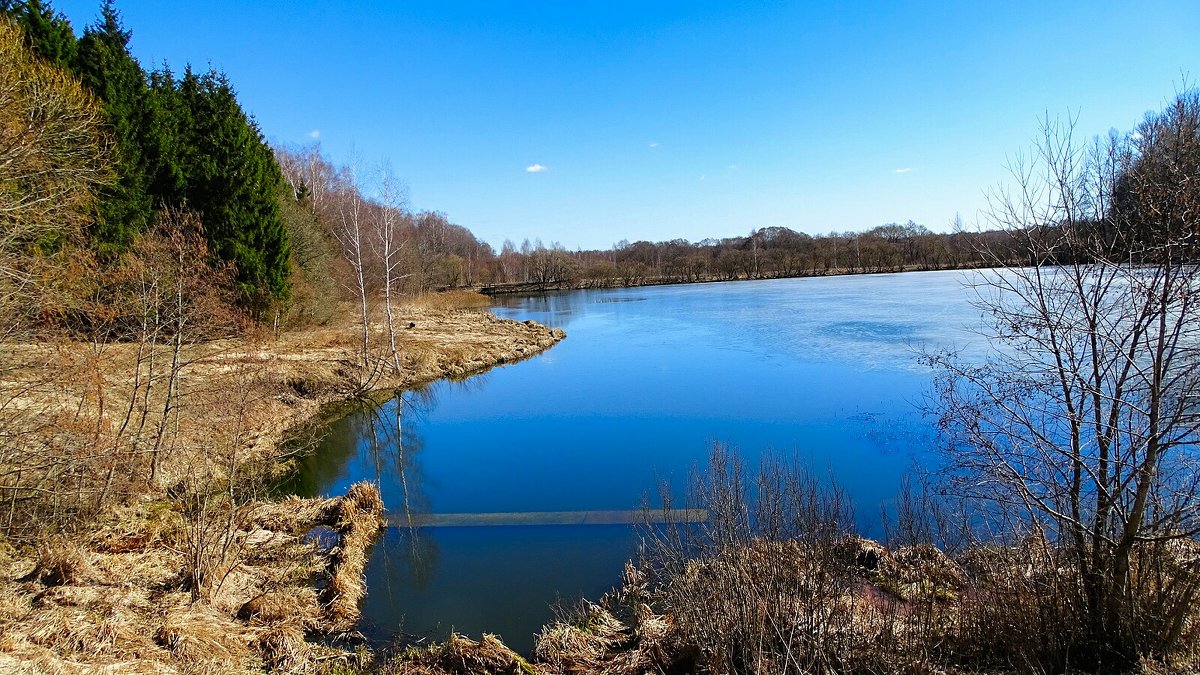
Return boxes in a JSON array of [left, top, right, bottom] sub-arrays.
[[926, 91, 1200, 669], [0, 210, 243, 541], [638, 444, 895, 674]]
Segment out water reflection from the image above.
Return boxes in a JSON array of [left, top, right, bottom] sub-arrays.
[[290, 270, 990, 653], [285, 388, 445, 592]]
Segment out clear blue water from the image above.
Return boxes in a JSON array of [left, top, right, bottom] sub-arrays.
[[285, 270, 989, 653]]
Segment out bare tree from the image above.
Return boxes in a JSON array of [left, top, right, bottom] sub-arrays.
[[927, 92, 1200, 667], [272, 142, 343, 218], [0, 18, 109, 330], [373, 168, 410, 376], [330, 164, 380, 389]]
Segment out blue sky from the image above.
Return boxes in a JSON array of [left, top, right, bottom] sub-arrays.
[[51, 1, 1200, 250]]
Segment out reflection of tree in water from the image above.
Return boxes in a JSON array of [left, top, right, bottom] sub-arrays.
[[274, 404, 369, 497], [301, 374, 503, 594], [848, 408, 932, 458], [490, 289, 594, 330], [367, 386, 442, 591]]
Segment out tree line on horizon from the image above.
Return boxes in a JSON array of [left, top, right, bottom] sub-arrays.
[[5, 0, 1193, 335], [270, 141, 1013, 304], [489, 221, 1021, 291], [0, 0, 1030, 336], [0, 0, 1029, 336]]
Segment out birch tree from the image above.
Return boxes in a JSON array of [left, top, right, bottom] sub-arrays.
[[330, 165, 377, 389], [373, 168, 409, 376]]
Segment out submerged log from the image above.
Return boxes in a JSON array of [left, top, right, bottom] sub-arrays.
[[384, 508, 709, 528]]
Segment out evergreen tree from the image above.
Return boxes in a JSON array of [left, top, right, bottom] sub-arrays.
[[179, 70, 290, 307], [76, 0, 152, 253], [143, 65, 189, 206], [0, 0, 76, 70], [4, 1, 291, 310]]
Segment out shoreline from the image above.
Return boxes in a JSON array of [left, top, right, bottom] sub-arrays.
[[240, 306, 566, 478], [478, 261, 998, 296], [0, 301, 566, 674]]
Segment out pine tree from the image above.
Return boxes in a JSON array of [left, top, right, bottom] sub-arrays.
[[179, 70, 290, 307], [76, 0, 152, 253], [143, 65, 189, 206], [0, 0, 76, 70]]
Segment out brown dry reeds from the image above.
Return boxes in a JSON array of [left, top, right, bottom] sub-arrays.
[[322, 481, 384, 632], [0, 480, 384, 674], [155, 604, 256, 671], [249, 494, 343, 533], [378, 633, 541, 675], [24, 535, 97, 587], [254, 620, 311, 673], [406, 290, 493, 311], [533, 601, 627, 674], [237, 587, 321, 626], [246, 481, 384, 634]]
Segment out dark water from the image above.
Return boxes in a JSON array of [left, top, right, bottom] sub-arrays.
[[284, 270, 988, 653]]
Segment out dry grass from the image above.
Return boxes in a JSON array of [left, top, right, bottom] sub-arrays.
[[0, 302, 564, 673], [533, 602, 626, 674], [0, 483, 387, 674], [323, 482, 385, 632], [25, 536, 97, 586], [155, 604, 256, 670], [377, 633, 542, 675], [405, 290, 493, 311]]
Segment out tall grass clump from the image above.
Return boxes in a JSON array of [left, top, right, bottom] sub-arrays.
[[408, 289, 492, 311], [640, 445, 904, 674]]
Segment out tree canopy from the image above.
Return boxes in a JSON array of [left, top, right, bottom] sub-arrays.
[[2, 0, 291, 310]]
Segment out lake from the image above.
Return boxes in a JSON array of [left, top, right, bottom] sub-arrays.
[[284, 270, 990, 653]]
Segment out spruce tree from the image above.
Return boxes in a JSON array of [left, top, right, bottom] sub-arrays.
[[143, 65, 189, 207], [180, 70, 290, 307], [76, 0, 152, 253], [0, 0, 76, 70]]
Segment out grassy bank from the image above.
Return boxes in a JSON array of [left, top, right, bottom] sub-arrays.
[[0, 292, 565, 673]]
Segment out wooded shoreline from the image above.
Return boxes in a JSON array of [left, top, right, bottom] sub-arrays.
[[478, 260, 1003, 296]]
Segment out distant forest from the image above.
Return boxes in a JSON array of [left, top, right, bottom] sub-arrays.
[[483, 222, 1018, 293]]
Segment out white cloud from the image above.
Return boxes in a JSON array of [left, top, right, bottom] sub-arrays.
[[648, 141, 659, 148], [728, 164, 738, 170], [894, 167, 913, 174], [308, 129, 320, 139], [526, 164, 548, 173]]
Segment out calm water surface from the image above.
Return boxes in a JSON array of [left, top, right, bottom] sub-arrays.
[[285, 270, 989, 652]]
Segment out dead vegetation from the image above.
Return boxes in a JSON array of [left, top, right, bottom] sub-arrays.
[[377, 634, 541, 675], [374, 447, 1200, 675], [0, 295, 564, 674], [0, 482, 387, 674]]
